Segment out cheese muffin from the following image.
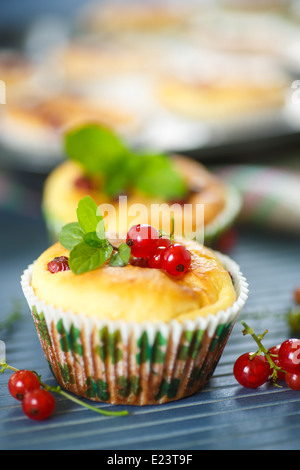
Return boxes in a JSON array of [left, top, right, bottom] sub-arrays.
[[157, 53, 288, 121], [78, 0, 191, 35], [158, 74, 287, 121], [0, 94, 138, 160], [0, 50, 46, 104], [42, 153, 241, 247], [188, 9, 299, 57], [50, 40, 163, 85], [21, 224, 248, 405]]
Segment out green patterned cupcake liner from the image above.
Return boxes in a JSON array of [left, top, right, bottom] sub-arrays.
[[42, 183, 242, 247], [21, 252, 248, 406]]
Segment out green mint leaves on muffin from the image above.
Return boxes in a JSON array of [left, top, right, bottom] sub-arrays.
[[64, 123, 188, 200], [108, 242, 131, 267], [59, 196, 130, 274], [58, 222, 84, 251]]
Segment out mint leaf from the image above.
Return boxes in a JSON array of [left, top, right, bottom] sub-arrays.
[[76, 196, 103, 234], [109, 252, 125, 267], [109, 243, 131, 267], [135, 154, 188, 200], [118, 243, 131, 263], [64, 124, 188, 200], [83, 231, 106, 248], [69, 242, 113, 274], [64, 124, 129, 175], [59, 222, 84, 250], [102, 152, 142, 197]]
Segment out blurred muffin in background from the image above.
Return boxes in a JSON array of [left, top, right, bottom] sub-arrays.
[[42, 124, 241, 246], [0, 50, 47, 104], [77, 0, 193, 37], [42, 38, 171, 122], [0, 93, 140, 161], [188, 8, 300, 57], [48, 40, 164, 84], [157, 52, 288, 121]]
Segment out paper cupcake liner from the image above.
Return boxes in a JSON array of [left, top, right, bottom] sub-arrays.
[[20, 252, 248, 406], [42, 183, 242, 247]]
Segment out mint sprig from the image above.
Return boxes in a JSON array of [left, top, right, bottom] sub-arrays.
[[59, 222, 84, 250], [58, 196, 131, 274], [64, 124, 188, 200], [64, 124, 130, 176], [76, 195, 105, 236]]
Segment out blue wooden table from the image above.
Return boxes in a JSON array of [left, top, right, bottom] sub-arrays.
[[1, 199, 300, 450]]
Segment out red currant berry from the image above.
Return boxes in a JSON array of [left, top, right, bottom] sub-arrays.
[[268, 345, 286, 380], [278, 338, 300, 374], [157, 236, 172, 248], [285, 372, 300, 390], [126, 224, 159, 258], [129, 257, 149, 268], [22, 388, 55, 421], [161, 243, 191, 277], [8, 370, 40, 401], [233, 352, 271, 389], [148, 246, 166, 269], [47, 256, 70, 273]]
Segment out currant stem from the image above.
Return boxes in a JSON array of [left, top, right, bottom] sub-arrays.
[[241, 321, 269, 356], [44, 386, 128, 417], [241, 321, 285, 385], [0, 361, 128, 417]]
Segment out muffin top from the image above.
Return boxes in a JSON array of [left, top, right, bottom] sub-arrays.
[[31, 238, 236, 323]]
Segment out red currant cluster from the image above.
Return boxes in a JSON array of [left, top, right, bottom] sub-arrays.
[[126, 224, 191, 276], [8, 370, 55, 420], [234, 323, 300, 391], [4, 363, 128, 418]]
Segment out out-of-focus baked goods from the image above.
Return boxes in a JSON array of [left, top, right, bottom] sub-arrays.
[[42, 124, 241, 245]]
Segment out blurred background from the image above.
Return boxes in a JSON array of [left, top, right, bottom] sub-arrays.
[[1, 0, 300, 241]]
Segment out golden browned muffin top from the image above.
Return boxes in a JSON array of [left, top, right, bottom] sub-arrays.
[[31, 239, 236, 323]]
